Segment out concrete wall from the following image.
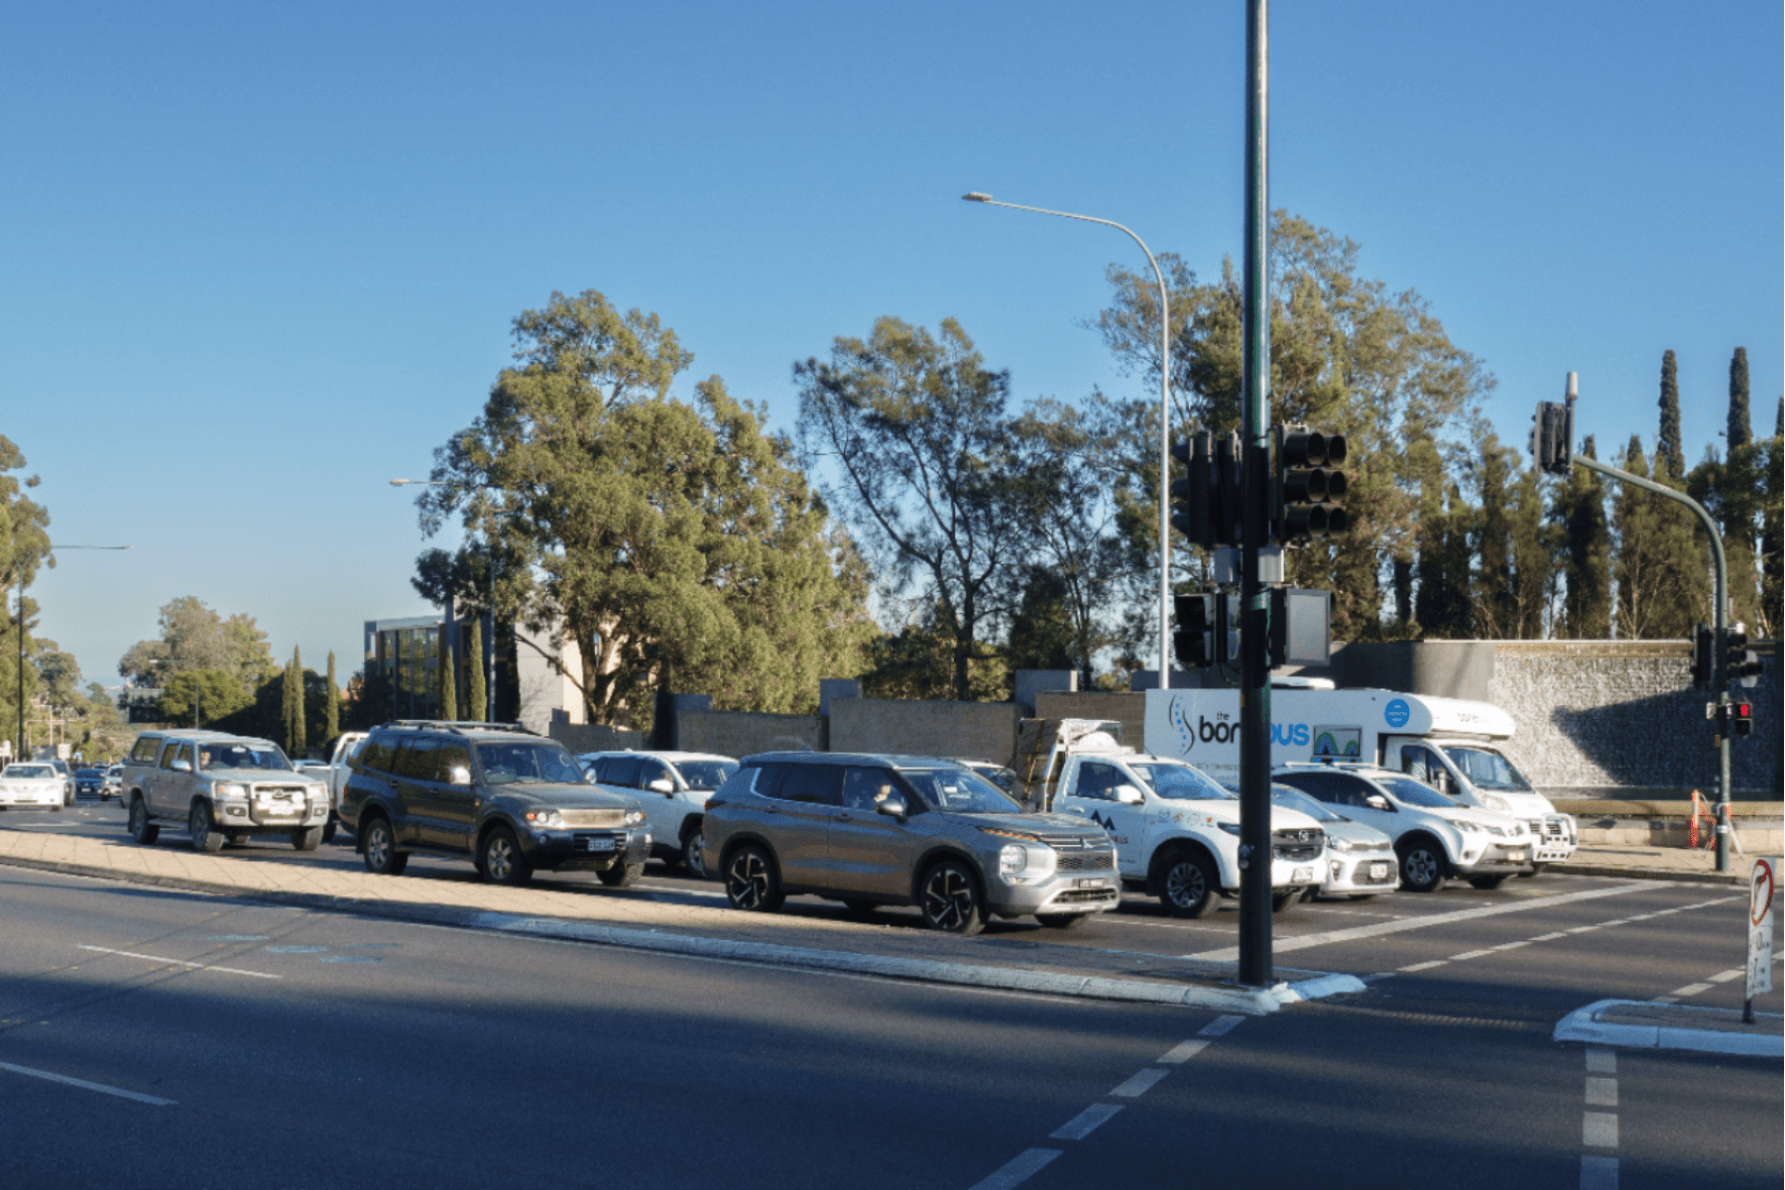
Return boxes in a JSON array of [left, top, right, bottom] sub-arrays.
[[547, 718, 646, 754], [678, 710, 824, 759], [828, 698, 1021, 764]]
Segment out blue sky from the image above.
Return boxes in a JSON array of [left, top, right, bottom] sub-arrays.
[[4, 1, 1779, 692]]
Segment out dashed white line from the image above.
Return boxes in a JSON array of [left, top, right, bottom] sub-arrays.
[[1449, 949, 1496, 961], [1108, 1068, 1170, 1098], [969, 1148, 1061, 1190], [0, 1060, 176, 1106], [1157, 1039, 1209, 1064], [1583, 1112, 1618, 1147], [1585, 1077, 1618, 1107], [1706, 969, 1744, 984], [1199, 1014, 1245, 1037], [1399, 960, 1447, 972], [1049, 1103, 1122, 1140], [1667, 982, 1714, 998], [1586, 1050, 1616, 1074], [76, 945, 281, 979]]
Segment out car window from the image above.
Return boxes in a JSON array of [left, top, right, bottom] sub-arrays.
[[437, 742, 471, 783], [130, 736, 162, 763], [676, 760, 737, 791], [1132, 762, 1234, 802], [1074, 761, 1123, 800], [840, 766, 900, 810], [474, 741, 584, 785], [1276, 770, 1345, 803], [1442, 746, 1534, 792], [5, 764, 53, 779], [1270, 785, 1344, 822], [599, 756, 641, 787], [199, 742, 292, 772], [394, 738, 442, 781], [899, 768, 1021, 814], [637, 760, 672, 788], [1376, 774, 1459, 809], [360, 736, 399, 775], [745, 762, 788, 797], [775, 764, 842, 806]]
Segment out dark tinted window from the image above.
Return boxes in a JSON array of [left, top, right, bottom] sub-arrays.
[[637, 760, 672, 788], [130, 736, 162, 763], [360, 736, 400, 775], [394, 738, 442, 781], [677, 760, 737, 791], [1276, 770, 1348, 804], [747, 762, 790, 797], [437, 742, 471, 782], [774, 764, 841, 806], [840, 766, 899, 810], [1075, 761, 1124, 800], [598, 756, 641, 786]]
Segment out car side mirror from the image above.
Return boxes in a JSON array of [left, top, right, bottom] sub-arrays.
[[649, 777, 675, 794], [170, 758, 191, 773], [448, 766, 472, 787], [1113, 784, 1144, 805], [1365, 794, 1391, 811], [876, 793, 908, 821]]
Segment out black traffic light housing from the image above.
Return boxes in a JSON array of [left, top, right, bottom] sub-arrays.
[[1273, 425, 1348, 542], [1725, 625, 1764, 688], [1690, 623, 1714, 690], [1170, 432, 1243, 549], [1173, 592, 1215, 669], [1731, 702, 1754, 737], [1531, 401, 1572, 476]]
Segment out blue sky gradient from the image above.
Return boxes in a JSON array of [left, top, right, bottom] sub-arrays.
[[4, 1, 1779, 690]]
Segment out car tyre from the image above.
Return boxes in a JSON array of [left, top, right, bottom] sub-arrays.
[[321, 821, 337, 844], [1272, 887, 1305, 913], [920, 858, 985, 937], [1035, 913, 1089, 930], [1467, 873, 1510, 890], [128, 797, 158, 845], [189, 802, 225, 853], [598, 861, 644, 888], [479, 825, 532, 885], [1159, 849, 1218, 919], [680, 822, 705, 878], [290, 826, 323, 852], [360, 817, 408, 875], [725, 845, 784, 912], [1397, 838, 1446, 893]]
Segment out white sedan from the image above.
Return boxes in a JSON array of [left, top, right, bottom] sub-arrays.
[[0, 762, 66, 811]]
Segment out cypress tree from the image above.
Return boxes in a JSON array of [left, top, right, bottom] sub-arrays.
[[1657, 350, 1684, 476], [1561, 435, 1612, 638], [1612, 437, 1664, 638], [325, 651, 339, 742], [1757, 399, 1783, 635], [1473, 438, 1515, 637], [1507, 464, 1554, 639], [468, 618, 487, 722], [281, 656, 298, 756], [292, 647, 306, 759], [440, 626, 458, 721], [1728, 347, 1752, 452]]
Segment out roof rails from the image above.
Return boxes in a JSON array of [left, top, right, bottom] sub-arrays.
[[377, 720, 542, 738]]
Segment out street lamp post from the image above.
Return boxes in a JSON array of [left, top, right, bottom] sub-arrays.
[[961, 192, 1175, 688], [391, 479, 496, 721], [14, 543, 130, 761]]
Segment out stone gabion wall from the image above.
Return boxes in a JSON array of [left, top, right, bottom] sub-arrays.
[[1489, 642, 1781, 796]]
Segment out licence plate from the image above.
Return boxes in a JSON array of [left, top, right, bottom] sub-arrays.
[[1507, 850, 1527, 863], [1293, 866, 1315, 883], [584, 837, 616, 853], [1073, 878, 1109, 889], [1369, 862, 1391, 881]]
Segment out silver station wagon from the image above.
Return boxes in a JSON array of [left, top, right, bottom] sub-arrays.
[[700, 752, 1121, 936]]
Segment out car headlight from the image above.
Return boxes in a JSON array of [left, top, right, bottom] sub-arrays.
[[1454, 820, 1480, 834], [624, 810, 646, 827], [1000, 844, 1027, 875], [214, 783, 246, 799], [1219, 822, 1242, 836], [1482, 794, 1509, 812], [525, 809, 565, 828], [1328, 836, 1355, 853]]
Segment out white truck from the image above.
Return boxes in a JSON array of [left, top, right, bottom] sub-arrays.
[[312, 731, 369, 842], [1030, 723, 1329, 917], [1142, 684, 1577, 868]]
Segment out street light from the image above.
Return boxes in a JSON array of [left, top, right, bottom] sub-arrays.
[[14, 543, 130, 762], [962, 191, 1175, 688], [391, 478, 496, 721]]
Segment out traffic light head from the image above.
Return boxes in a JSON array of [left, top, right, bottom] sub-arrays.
[[1732, 702, 1754, 737], [1173, 592, 1215, 669], [1531, 401, 1571, 475], [1726, 625, 1765, 688], [1690, 624, 1714, 690], [1274, 426, 1349, 542]]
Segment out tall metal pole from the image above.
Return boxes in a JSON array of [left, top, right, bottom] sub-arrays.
[[1237, 0, 1274, 988], [958, 193, 1174, 688]]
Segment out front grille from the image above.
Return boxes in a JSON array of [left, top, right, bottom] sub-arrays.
[[1056, 851, 1114, 872], [254, 784, 311, 799], [1050, 887, 1120, 905], [1352, 861, 1397, 884], [561, 808, 626, 829], [1036, 833, 1101, 850], [1272, 828, 1324, 861]]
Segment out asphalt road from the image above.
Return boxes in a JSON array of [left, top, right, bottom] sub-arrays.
[[2, 796, 1780, 1189]]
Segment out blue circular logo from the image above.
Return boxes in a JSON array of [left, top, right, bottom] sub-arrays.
[[1384, 699, 1411, 729]]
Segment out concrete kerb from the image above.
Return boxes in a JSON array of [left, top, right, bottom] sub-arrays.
[[0, 849, 1357, 1016], [1554, 999, 1784, 1058], [1549, 862, 1745, 886]]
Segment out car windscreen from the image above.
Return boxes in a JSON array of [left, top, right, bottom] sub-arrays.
[[476, 742, 585, 785], [1270, 785, 1344, 822], [676, 760, 738, 791], [199, 743, 293, 772], [1132, 762, 1235, 801], [1377, 774, 1460, 808], [4, 765, 53, 779], [899, 768, 1021, 813], [1441, 746, 1534, 792]]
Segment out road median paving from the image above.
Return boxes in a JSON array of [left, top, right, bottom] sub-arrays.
[[0, 823, 1355, 1014]]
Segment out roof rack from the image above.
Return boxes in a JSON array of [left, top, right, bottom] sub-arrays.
[[376, 720, 542, 738]]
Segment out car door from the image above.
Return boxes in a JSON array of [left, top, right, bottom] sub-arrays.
[[153, 742, 194, 819], [430, 739, 478, 852], [762, 763, 841, 889], [633, 758, 682, 844], [828, 766, 921, 897], [392, 738, 442, 845]]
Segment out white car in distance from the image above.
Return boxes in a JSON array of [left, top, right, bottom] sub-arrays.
[[0, 762, 67, 811], [577, 751, 739, 874]]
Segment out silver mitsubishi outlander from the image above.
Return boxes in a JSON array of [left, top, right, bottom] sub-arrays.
[[700, 752, 1121, 935]]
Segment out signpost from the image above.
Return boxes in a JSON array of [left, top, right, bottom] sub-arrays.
[[1746, 856, 1776, 1025]]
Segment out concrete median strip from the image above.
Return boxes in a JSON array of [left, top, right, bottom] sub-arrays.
[[468, 912, 1361, 1014], [1554, 999, 1783, 1058]]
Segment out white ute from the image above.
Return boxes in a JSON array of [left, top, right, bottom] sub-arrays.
[[1037, 727, 1327, 917]]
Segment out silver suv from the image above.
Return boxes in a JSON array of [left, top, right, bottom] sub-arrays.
[[121, 730, 331, 852], [701, 753, 1120, 935]]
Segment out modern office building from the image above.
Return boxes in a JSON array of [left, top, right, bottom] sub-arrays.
[[363, 613, 588, 734]]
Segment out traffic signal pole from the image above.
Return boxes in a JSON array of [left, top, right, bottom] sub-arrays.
[[1237, 0, 1274, 988], [1568, 449, 1732, 872]]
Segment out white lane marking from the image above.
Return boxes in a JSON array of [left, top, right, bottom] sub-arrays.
[[1565, 926, 1601, 934], [1158, 1039, 1210, 1064], [1649, 995, 1680, 1004], [1707, 969, 1744, 984], [635, 883, 727, 899], [0, 1059, 176, 1106], [1199, 1014, 1245, 1037], [1580, 1155, 1618, 1190], [969, 1148, 1061, 1190], [1667, 983, 1714, 998], [1183, 882, 1652, 960], [1108, 1068, 1170, 1098], [76, 945, 281, 979], [1585, 1049, 1616, 1074], [1582, 1112, 1618, 1148], [1585, 1077, 1618, 1107], [1049, 1103, 1122, 1140], [1531, 932, 1568, 941], [1398, 960, 1447, 972], [1449, 949, 1496, 960], [1490, 941, 1530, 951]]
